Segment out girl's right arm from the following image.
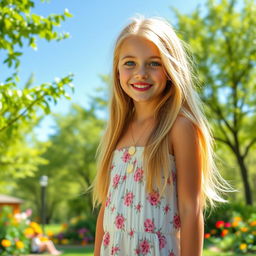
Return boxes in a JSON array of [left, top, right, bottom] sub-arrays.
[[94, 200, 106, 256]]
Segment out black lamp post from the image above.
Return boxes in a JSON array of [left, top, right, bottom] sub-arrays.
[[39, 175, 48, 235]]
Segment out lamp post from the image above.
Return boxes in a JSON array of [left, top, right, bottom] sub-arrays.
[[39, 175, 48, 235]]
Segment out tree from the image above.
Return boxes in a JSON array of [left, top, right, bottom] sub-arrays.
[[173, 0, 256, 204], [0, 0, 74, 180]]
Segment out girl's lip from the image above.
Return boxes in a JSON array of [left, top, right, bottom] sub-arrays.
[[133, 82, 151, 85]]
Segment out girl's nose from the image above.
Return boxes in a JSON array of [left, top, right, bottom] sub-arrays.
[[134, 66, 148, 79]]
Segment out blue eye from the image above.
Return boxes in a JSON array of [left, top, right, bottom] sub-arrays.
[[150, 61, 161, 67], [124, 61, 135, 66]]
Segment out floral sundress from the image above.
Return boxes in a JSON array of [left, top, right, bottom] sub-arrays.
[[100, 146, 181, 256]]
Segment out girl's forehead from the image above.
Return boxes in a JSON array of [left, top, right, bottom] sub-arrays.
[[119, 36, 161, 59]]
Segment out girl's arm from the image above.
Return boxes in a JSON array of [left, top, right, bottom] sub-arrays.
[[94, 200, 106, 256], [170, 116, 204, 256]]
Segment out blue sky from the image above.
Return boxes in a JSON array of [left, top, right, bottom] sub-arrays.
[[14, 0, 206, 140]]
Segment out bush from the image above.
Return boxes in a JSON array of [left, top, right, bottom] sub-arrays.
[[53, 215, 95, 245], [204, 203, 256, 254]]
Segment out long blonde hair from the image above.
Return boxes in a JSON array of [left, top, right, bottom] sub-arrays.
[[92, 15, 233, 211]]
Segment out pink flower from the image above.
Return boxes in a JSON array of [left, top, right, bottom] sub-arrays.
[[103, 232, 110, 247], [112, 174, 120, 189], [129, 229, 135, 237], [124, 192, 134, 207], [26, 208, 32, 217], [164, 204, 170, 214], [135, 203, 142, 212], [134, 167, 144, 182], [111, 206, 116, 213], [115, 214, 125, 229], [147, 190, 160, 206], [122, 151, 131, 163], [224, 222, 231, 228], [144, 219, 155, 233], [173, 214, 181, 229], [139, 239, 151, 255], [169, 251, 175, 256], [157, 231, 167, 249], [111, 246, 120, 255], [122, 175, 127, 181], [105, 194, 111, 207]]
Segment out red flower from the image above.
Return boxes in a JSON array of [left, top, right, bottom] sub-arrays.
[[204, 233, 211, 239], [112, 174, 120, 189], [139, 239, 151, 255], [115, 214, 125, 229], [134, 167, 144, 182], [103, 232, 110, 247], [123, 192, 134, 207], [173, 214, 181, 229], [144, 219, 155, 233], [215, 220, 225, 228], [147, 190, 160, 206], [224, 222, 231, 228]]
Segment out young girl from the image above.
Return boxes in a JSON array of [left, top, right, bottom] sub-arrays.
[[92, 15, 232, 256]]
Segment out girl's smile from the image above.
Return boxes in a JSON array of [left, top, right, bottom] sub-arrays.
[[118, 36, 168, 105]]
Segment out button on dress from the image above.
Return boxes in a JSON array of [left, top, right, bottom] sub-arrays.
[[100, 146, 181, 256]]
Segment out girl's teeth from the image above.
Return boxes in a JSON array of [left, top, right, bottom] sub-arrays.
[[132, 84, 151, 88]]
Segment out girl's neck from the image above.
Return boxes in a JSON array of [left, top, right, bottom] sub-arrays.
[[133, 101, 156, 123]]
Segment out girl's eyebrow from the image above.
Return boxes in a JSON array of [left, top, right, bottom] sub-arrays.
[[121, 55, 161, 60]]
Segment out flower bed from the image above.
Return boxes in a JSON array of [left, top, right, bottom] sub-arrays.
[[204, 213, 256, 254]]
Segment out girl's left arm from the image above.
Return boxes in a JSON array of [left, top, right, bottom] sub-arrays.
[[170, 116, 204, 256]]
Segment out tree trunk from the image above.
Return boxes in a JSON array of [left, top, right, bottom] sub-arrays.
[[236, 154, 253, 205]]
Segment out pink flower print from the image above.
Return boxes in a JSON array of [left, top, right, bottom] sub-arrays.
[[110, 164, 115, 171], [105, 194, 111, 208], [134, 167, 144, 182], [167, 176, 171, 185], [123, 191, 134, 207], [163, 204, 170, 214], [128, 229, 135, 237], [112, 174, 120, 189], [173, 214, 181, 229], [139, 239, 151, 255], [115, 214, 125, 229], [169, 250, 176, 256], [157, 231, 167, 249], [103, 232, 110, 247], [122, 175, 127, 182], [110, 206, 116, 213], [135, 202, 142, 213], [111, 245, 120, 255], [135, 248, 140, 255], [144, 218, 155, 233], [147, 190, 160, 206], [121, 150, 131, 163]]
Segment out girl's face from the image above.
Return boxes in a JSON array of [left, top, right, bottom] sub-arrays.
[[118, 36, 168, 105]]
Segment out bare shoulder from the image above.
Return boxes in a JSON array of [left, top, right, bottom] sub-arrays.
[[169, 115, 198, 154]]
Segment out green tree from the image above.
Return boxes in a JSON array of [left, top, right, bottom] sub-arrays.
[[173, 0, 256, 204], [15, 103, 104, 223], [0, 0, 74, 180]]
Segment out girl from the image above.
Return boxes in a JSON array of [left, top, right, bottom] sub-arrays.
[[92, 15, 233, 256]]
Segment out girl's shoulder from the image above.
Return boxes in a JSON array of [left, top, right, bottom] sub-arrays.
[[169, 115, 197, 153]]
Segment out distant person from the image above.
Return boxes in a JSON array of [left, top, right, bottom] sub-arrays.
[[92, 15, 234, 256], [31, 232, 62, 255]]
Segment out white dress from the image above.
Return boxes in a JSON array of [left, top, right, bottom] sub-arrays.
[[100, 146, 180, 256]]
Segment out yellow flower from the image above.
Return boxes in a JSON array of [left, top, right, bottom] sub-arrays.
[[240, 243, 247, 250], [240, 227, 248, 232], [232, 221, 239, 227], [250, 221, 256, 227], [24, 227, 34, 236], [1, 239, 11, 247], [61, 238, 69, 245], [47, 231, 54, 237], [252, 231, 256, 235], [234, 216, 242, 222], [16, 241, 24, 249], [30, 222, 40, 229], [40, 236, 49, 242]]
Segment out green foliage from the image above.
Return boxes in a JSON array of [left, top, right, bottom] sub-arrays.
[[0, 206, 30, 255], [0, 0, 74, 181], [173, 0, 256, 204]]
